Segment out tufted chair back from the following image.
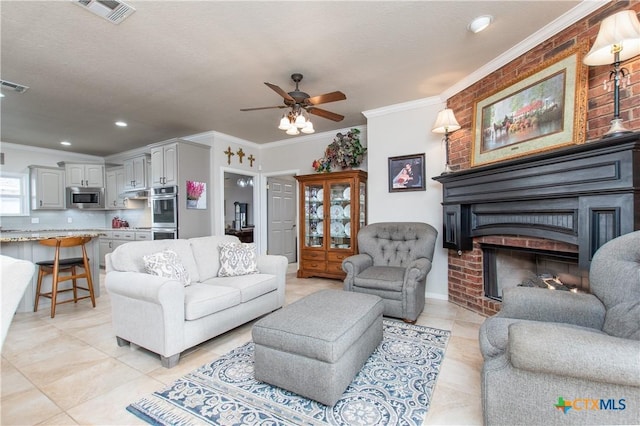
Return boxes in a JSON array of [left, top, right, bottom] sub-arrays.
[[588, 230, 640, 340], [357, 222, 438, 267]]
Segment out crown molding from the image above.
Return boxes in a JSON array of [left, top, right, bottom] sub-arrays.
[[362, 96, 442, 118], [441, 0, 608, 99]]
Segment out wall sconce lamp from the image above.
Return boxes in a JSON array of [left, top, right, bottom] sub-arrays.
[[583, 10, 640, 138], [432, 108, 461, 174]]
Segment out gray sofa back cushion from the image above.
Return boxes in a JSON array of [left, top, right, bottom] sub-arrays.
[[357, 222, 437, 267], [589, 231, 640, 340], [189, 235, 239, 282]]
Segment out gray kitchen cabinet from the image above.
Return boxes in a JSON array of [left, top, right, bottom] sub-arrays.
[[99, 230, 151, 267], [105, 167, 126, 209], [62, 163, 105, 187], [150, 143, 178, 187], [29, 166, 65, 210], [123, 155, 149, 190]]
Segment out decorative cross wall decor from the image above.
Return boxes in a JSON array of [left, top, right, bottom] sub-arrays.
[[237, 148, 245, 163], [224, 146, 235, 165], [248, 154, 256, 167]]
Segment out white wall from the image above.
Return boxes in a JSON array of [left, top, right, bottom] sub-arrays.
[[363, 98, 449, 299]]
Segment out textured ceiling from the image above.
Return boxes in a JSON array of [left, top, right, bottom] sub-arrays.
[[0, 1, 597, 157]]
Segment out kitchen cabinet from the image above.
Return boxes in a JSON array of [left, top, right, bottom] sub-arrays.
[[105, 167, 126, 209], [295, 170, 367, 279], [150, 143, 178, 187], [29, 166, 65, 210], [62, 163, 105, 187], [99, 230, 151, 267], [148, 139, 211, 238], [123, 155, 149, 190]]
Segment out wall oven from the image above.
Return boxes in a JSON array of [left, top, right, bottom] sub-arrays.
[[151, 186, 178, 239], [152, 229, 178, 240]]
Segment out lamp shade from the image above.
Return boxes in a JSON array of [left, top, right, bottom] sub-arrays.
[[584, 10, 640, 66], [432, 108, 461, 134]]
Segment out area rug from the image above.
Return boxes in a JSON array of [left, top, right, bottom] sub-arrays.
[[127, 320, 450, 426]]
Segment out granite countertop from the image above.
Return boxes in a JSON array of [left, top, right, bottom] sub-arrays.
[[0, 229, 108, 243]]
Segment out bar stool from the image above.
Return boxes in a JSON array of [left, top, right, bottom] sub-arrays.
[[34, 236, 96, 318]]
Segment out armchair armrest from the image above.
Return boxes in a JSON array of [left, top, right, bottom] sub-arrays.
[[509, 322, 640, 387], [499, 286, 605, 330], [403, 258, 431, 285], [342, 254, 373, 290]]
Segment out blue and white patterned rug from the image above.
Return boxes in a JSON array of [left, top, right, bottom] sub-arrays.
[[127, 320, 450, 426]]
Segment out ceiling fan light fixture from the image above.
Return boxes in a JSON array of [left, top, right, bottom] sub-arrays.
[[286, 125, 300, 135], [294, 113, 307, 128], [301, 121, 315, 134], [468, 15, 493, 34], [278, 115, 291, 130]]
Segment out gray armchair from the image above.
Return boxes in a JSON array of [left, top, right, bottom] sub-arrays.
[[342, 222, 438, 323], [479, 231, 640, 425]]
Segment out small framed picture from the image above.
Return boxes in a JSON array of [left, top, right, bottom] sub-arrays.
[[388, 153, 426, 192]]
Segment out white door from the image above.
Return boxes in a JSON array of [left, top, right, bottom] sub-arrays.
[[267, 176, 296, 262]]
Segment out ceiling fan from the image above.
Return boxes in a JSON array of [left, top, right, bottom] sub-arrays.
[[240, 73, 346, 123]]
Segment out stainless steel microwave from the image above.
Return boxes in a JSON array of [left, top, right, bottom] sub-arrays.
[[66, 187, 105, 209]]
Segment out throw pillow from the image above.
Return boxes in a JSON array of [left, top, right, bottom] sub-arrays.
[[218, 242, 259, 277], [143, 249, 191, 286]]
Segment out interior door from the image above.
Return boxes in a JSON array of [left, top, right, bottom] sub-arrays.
[[267, 176, 296, 262]]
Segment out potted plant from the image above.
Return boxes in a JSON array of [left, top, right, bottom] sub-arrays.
[[312, 128, 366, 172]]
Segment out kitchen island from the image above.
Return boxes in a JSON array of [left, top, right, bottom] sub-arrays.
[[0, 230, 105, 313]]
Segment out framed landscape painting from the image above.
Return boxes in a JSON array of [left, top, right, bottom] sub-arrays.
[[471, 41, 588, 167]]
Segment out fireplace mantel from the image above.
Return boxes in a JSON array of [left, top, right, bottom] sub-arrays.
[[433, 132, 639, 269]]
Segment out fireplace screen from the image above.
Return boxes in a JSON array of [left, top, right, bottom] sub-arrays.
[[482, 244, 584, 300]]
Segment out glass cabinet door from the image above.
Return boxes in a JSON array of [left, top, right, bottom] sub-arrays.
[[329, 180, 352, 249], [304, 183, 324, 248]]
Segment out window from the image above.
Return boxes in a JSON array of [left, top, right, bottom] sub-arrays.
[[0, 173, 29, 216]]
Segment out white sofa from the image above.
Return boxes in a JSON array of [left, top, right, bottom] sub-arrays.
[[1, 255, 36, 352], [105, 235, 287, 367]]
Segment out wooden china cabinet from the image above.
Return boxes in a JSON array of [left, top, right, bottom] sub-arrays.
[[295, 170, 367, 279]]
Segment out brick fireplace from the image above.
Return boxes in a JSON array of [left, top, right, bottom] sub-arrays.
[[433, 134, 639, 317]]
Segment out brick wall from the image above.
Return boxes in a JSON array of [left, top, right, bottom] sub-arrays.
[[443, 1, 640, 316]]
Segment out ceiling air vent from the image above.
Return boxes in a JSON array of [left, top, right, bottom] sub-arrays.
[[73, 0, 136, 24], [0, 79, 29, 94]]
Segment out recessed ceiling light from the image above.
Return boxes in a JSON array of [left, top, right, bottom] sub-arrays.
[[468, 15, 493, 34], [60, 141, 71, 146], [115, 121, 127, 127], [0, 93, 5, 98]]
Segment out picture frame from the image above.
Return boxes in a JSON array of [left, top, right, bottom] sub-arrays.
[[471, 41, 588, 167], [388, 153, 426, 192]]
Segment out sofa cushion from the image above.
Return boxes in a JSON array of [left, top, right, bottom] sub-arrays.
[[184, 284, 241, 321], [353, 266, 405, 292], [110, 240, 200, 283], [189, 235, 239, 282], [206, 273, 277, 303], [218, 242, 259, 277], [143, 249, 191, 286]]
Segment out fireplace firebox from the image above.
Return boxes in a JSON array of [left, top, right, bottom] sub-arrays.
[[482, 244, 582, 300]]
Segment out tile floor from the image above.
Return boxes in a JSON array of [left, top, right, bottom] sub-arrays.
[[1, 266, 486, 425]]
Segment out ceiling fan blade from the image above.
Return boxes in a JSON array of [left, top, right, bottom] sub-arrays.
[[240, 106, 287, 111], [306, 91, 346, 105], [307, 107, 344, 122], [264, 82, 295, 102]]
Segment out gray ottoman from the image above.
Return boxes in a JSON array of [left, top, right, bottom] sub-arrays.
[[252, 289, 384, 406]]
